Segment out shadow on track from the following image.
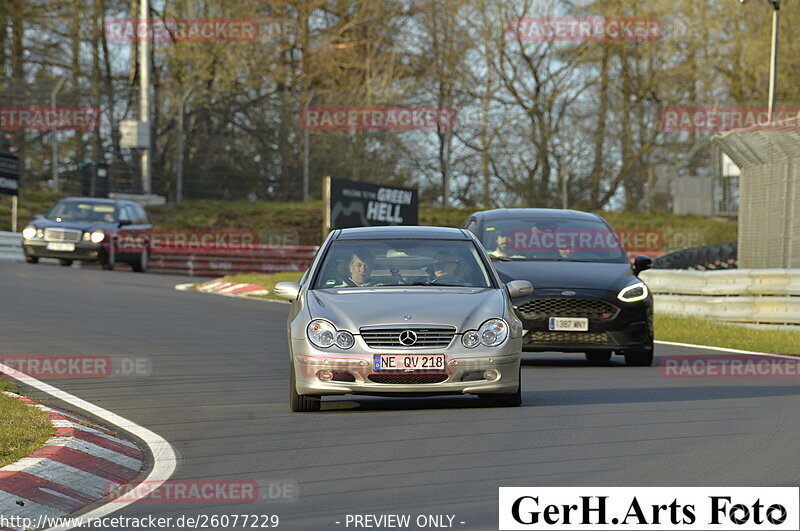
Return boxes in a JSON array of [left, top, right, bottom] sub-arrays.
[[318, 383, 800, 412], [320, 395, 528, 412], [535, 385, 800, 407]]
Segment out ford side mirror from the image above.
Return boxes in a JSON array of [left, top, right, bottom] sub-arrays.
[[118, 220, 133, 227], [275, 281, 301, 300], [506, 280, 533, 299], [633, 255, 653, 275]]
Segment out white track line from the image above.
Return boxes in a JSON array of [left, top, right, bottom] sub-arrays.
[[0, 363, 177, 531], [655, 340, 798, 360], [173, 283, 195, 291]]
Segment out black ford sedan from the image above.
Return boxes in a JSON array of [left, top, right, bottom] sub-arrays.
[[22, 197, 152, 272], [463, 208, 653, 366]]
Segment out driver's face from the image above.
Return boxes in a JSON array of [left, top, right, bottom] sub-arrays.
[[496, 234, 508, 250], [349, 255, 371, 283]]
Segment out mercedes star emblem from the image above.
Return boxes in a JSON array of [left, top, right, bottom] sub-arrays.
[[398, 330, 418, 346]]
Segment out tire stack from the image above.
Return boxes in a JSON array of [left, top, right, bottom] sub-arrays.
[[653, 243, 737, 270]]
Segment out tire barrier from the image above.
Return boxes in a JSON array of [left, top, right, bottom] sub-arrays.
[[653, 243, 737, 271]]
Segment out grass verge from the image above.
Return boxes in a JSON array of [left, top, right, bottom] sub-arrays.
[[218, 272, 303, 301], [655, 314, 800, 356], [0, 377, 54, 468]]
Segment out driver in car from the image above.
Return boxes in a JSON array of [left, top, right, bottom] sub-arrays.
[[339, 250, 376, 287], [488, 229, 524, 259]]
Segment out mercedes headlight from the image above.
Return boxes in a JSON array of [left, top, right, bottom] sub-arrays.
[[618, 281, 648, 302], [22, 226, 37, 240], [461, 330, 481, 348], [307, 320, 354, 349], [90, 230, 105, 244], [462, 318, 508, 348]]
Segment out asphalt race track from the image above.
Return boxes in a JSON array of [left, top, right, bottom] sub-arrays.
[[2, 262, 799, 530]]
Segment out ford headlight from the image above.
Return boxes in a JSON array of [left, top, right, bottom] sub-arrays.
[[22, 226, 37, 240], [307, 320, 354, 349], [462, 318, 508, 348], [90, 230, 105, 244], [618, 281, 648, 302]]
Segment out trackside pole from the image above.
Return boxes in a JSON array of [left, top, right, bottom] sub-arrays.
[[322, 176, 331, 243], [11, 195, 17, 233]]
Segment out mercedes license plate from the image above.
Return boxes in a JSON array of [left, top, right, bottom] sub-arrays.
[[374, 354, 445, 371]]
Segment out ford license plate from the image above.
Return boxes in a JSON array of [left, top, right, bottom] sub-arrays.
[[548, 317, 588, 331], [374, 354, 445, 371]]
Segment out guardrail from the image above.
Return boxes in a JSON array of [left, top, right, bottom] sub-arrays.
[[641, 269, 800, 326], [0, 231, 316, 275], [0, 231, 24, 262]]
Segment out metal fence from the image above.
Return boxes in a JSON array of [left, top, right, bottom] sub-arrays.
[[1, 84, 732, 214], [2, 0, 752, 216], [715, 118, 800, 268]]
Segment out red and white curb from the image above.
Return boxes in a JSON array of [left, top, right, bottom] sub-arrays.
[[176, 279, 269, 298], [175, 278, 288, 303], [0, 370, 175, 531], [0, 392, 143, 530]]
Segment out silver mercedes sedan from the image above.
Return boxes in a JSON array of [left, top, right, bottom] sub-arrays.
[[275, 226, 533, 412]]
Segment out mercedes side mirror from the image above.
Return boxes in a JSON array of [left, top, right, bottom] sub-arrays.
[[506, 280, 533, 299], [275, 281, 301, 300]]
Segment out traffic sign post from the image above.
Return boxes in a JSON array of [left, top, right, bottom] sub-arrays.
[[0, 152, 20, 232]]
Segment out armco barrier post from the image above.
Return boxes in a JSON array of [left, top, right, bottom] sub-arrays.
[[0, 231, 24, 262]]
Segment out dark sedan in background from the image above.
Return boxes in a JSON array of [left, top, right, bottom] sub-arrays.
[[22, 197, 152, 272], [463, 208, 653, 366]]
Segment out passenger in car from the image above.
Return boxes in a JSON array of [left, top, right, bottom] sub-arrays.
[[429, 250, 467, 285]]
